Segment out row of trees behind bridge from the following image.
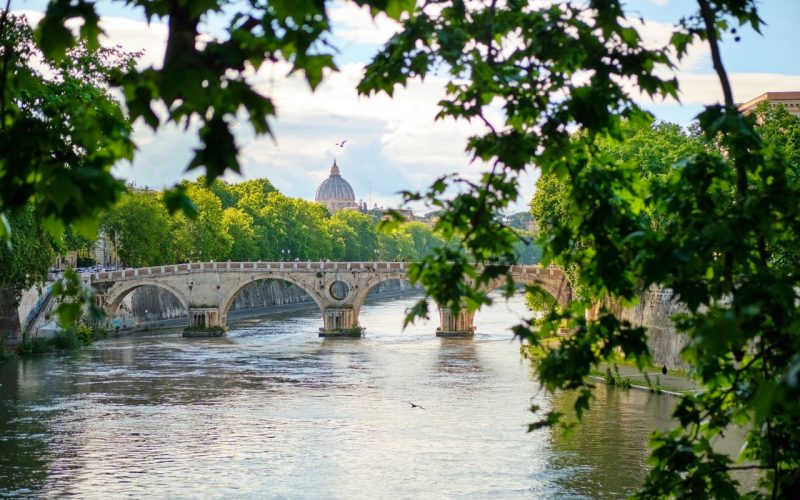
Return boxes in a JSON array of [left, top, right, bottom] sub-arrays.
[[98, 178, 440, 267], [69, 177, 542, 269]]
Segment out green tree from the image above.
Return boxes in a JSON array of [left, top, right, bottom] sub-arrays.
[[8, 1, 413, 220], [0, 13, 132, 332], [61, 227, 96, 258], [332, 210, 379, 261], [208, 177, 277, 210], [0, 205, 54, 337], [360, 0, 800, 496], [171, 184, 233, 262], [530, 119, 705, 299], [279, 197, 332, 260], [102, 190, 172, 268], [752, 101, 800, 184], [512, 235, 540, 265], [0, 13, 134, 237], [378, 230, 414, 261], [326, 216, 357, 261], [403, 222, 443, 259], [222, 208, 258, 262]]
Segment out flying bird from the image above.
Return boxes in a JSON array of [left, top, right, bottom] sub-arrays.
[[403, 401, 426, 410], [336, 139, 348, 148]]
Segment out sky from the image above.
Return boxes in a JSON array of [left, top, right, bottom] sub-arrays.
[[12, 0, 800, 214]]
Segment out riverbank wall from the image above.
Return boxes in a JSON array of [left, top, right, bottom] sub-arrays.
[[610, 287, 688, 370]]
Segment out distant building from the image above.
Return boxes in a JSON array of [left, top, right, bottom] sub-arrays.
[[737, 91, 800, 117], [92, 230, 119, 267], [315, 159, 362, 214], [53, 252, 77, 270]]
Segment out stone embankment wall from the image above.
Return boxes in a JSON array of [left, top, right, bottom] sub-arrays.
[[124, 279, 412, 320], [612, 287, 688, 370]]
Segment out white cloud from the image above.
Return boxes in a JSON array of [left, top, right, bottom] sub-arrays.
[[328, 2, 401, 45], [676, 73, 800, 105], [636, 20, 709, 72], [15, 5, 799, 215], [99, 16, 168, 69], [12, 9, 168, 69]]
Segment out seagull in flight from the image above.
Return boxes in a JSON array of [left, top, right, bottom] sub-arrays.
[[335, 139, 348, 148], [404, 401, 426, 410]]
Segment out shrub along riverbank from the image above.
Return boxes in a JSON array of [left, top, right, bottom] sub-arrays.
[[1, 325, 106, 363]]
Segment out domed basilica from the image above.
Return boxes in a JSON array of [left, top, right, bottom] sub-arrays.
[[315, 159, 367, 214]]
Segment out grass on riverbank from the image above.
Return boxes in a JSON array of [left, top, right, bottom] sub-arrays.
[[522, 338, 695, 395]]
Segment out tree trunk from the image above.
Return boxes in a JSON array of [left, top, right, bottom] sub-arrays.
[[0, 287, 21, 341]]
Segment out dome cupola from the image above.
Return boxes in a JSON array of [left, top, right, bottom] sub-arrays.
[[315, 159, 358, 213]]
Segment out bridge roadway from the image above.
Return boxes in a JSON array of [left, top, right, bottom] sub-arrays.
[[87, 261, 569, 337]]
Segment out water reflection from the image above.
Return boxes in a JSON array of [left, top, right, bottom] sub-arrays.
[[434, 339, 480, 376], [1, 293, 688, 498], [548, 385, 674, 498]]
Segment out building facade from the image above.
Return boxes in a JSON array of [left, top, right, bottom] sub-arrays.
[[737, 91, 800, 117]]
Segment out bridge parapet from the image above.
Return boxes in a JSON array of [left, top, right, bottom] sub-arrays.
[[89, 261, 411, 283]]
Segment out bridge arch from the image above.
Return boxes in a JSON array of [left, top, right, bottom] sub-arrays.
[[350, 272, 410, 318], [483, 272, 571, 308], [103, 279, 191, 319], [218, 273, 325, 323]]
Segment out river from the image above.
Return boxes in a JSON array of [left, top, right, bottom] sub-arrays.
[[1, 293, 679, 498]]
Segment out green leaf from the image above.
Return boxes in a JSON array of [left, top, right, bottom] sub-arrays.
[[0, 213, 10, 244], [37, 13, 75, 61], [162, 186, 199, 218], [71, 216, 100, 240], [384, 0, 415, 20], [41, 215, 66, 240]]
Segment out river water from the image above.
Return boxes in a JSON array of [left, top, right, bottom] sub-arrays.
[[1, 293, 678, 498]]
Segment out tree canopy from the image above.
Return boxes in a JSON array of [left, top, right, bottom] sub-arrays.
[[0, 12, 133, 337], [0, 205, 54, 336], [99, 179, 446, 267], [0, 1, 415, 226], [0, 12, 135, 238]]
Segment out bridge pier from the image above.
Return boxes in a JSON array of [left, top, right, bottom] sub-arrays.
[[436, 307, 476, 337], [183, 307, 225, 337], [319, 306, 364, 337]]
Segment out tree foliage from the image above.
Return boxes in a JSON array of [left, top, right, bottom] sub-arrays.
[[530, 119, 706, 300], [0, 13, 134, 238], [0, 12, 133, 334], [99, 179, 446, 266], [358, 0, 800, 496], [3, 0, 415, 218], [0, 205, 54, 302], [101, 189, 172, 268]]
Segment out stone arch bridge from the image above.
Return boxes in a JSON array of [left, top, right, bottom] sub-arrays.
[[87, 261, 570, 337]]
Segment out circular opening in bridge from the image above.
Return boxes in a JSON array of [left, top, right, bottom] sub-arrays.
[[329, 281, 350, 300]]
